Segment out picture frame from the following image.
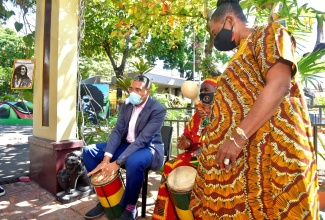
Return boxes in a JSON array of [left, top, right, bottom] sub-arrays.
[[11, 59, 35, 89]]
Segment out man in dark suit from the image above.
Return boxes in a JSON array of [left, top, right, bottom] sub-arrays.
[[83, 75, 166, 220]]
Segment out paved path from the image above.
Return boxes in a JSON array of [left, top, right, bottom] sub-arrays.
[[0, 125, 160, 219], [0, 173, 160, 219], [0, 125, 32, 184]]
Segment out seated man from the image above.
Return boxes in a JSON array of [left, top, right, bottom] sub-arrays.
[[83, 75, 166, 220], [152, 77, 219, 220]]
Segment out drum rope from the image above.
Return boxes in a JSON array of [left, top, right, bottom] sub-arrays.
[[118, 169, 126, 188], [99, 173, 122, 218]]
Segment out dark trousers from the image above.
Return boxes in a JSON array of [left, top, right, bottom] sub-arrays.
[[82, 142, 153, 207]]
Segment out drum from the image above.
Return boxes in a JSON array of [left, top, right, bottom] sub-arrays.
[[91, 171, 124, 219], [166, 166, 197, 220]]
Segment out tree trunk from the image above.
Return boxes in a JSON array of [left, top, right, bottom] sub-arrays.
[[102, 36, 130, 111]]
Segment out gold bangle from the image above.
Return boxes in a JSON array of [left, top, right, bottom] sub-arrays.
[[229, 136, 241, 149], [236, 127, 248, 141]]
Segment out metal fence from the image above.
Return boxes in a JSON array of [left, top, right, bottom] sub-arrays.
[[164, 105, 325, 158], [309, 105, 325, 156]]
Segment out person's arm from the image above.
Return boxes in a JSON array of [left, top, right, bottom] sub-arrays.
[[216, 60, 292, 170], [87, 102, 129, 177]]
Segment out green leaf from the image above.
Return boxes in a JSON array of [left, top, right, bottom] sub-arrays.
[[179, 8, 188, 15], [110, 30, 117, 38], [14, 22, 23, 32]]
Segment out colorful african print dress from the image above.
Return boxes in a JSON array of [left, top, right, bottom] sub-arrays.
[[190, 23, 318, 219], [153, 112, 207, 220]]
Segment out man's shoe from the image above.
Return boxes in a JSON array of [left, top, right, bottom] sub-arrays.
[[119, 209, 138, 220], [0, 186, 5, 196], [84, 202, 104, 219]]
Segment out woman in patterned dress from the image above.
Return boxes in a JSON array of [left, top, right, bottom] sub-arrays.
[[189, 0, 319, 219], [152, 78, 219, 220]]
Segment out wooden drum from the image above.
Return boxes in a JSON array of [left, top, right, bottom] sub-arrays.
[[91, 171, 124, 219], [166, 166, 197, 220]]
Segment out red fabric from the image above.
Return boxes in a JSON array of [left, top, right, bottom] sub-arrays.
[[152, 112, 203, 220], [202, 78, 218, 87]]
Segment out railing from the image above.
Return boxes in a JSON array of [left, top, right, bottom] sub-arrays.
[[308, 105, 325, 157], [164, 105, 325, 158]]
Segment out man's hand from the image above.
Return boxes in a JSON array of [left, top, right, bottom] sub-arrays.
[[196, 102, 209, 118], [177, 135, 191, 150], [87, 161, 120, 182]]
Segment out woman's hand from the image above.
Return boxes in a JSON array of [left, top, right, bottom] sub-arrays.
[[215, 135, 245, 172], [177, 135, 192, 150]]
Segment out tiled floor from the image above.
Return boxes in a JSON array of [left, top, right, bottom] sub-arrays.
[[0, 171, 162, 220]]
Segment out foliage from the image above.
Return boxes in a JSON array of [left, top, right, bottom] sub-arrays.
[[0, 25, 34, 101], [318, 134, 325, 163], [116, 74, 133, 94], [77, 110, 117, 145], [197, 55, 222, 78], [0, 66, 15, 100], [79, 56, 114, 81], [315, 97, 325, 114], [2, 1, 324, 92], [154, 93, 190, 121], [298, 49, 325, 89], [0, 25, 27, 67], [81, 0, 215, 83], [0, 1, 35, 57], [130, 57, 154, 75], [144, 34, 194, 78]]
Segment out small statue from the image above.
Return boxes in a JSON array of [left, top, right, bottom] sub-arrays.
[[56, 150, 93, 203]]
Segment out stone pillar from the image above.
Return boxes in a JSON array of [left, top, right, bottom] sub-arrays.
[[29, 0, 83, 195]]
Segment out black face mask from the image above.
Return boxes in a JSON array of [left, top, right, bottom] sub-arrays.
[[214, 21, 236, 51], [199, 92, 214, 104]]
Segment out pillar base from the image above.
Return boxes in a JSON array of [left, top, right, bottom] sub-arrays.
[[28, 136, 83, 195]]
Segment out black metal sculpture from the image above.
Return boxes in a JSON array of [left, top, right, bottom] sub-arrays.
[[56, 150, 93, 203]]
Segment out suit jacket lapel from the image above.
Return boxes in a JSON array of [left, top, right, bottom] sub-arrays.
[[125, 103, 134, 124]]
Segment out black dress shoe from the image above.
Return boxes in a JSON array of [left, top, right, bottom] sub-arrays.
[[119, 209, 138, 220], [85, 202, 104, 219]]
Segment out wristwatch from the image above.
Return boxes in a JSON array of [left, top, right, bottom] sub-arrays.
[[116, 159, 123, 166]]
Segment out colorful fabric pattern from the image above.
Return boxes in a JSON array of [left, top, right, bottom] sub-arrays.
[[190, 23, 318, 220], [152, 113, 204, 220]]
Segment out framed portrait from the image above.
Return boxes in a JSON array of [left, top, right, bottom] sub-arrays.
[[11, 59, 35, 89]]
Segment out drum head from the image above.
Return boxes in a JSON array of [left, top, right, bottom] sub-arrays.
[[167, 166, 197, 192], [91, 171, 117, 186]]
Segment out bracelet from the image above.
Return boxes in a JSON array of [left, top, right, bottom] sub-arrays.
[[236, 127, 248, 141], [229, 136, 241, 149]]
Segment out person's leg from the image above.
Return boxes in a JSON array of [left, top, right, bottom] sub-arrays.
[[110, 142, 129, 162], [82, 142, 107, 172], [82, 142, 107, 219], [120, 147, 153, 207]]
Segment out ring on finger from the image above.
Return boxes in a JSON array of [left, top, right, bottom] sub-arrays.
[[223, 158, 230, 165]]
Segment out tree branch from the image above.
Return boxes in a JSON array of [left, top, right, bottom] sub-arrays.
[[102, 40, 118, 72]]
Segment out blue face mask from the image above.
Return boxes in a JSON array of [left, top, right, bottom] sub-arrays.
[[129, 92, 142, 105]]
